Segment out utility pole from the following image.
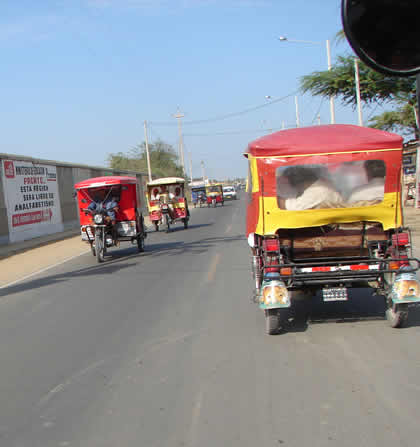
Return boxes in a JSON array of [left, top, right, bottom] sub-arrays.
[[326, 39, 336, 124], [188, 151, 193, 183], [354, 59, 364, 126], [201, 160, 206, 183], [295, 96, 300, 128], [143, 120, 152, 182], [173, 109, 185, 174]]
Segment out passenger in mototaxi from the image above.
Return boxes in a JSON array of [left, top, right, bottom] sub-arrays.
[[347, 160, 386, 205], [277, 166, 344, 210]]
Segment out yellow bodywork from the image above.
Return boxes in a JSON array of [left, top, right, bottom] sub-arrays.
[[256, 193, 401, 235], [248, 153, 402, 234]]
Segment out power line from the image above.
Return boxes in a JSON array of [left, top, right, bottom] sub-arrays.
[[149, 91, 299, 127]]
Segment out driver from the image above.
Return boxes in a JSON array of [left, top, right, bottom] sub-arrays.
[[88, 188, 120, 243]]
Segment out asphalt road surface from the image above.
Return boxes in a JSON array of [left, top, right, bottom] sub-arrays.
[[1, 194, 420, 447]]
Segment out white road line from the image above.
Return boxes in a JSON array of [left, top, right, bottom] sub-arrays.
[[0, 250, 90, 290]]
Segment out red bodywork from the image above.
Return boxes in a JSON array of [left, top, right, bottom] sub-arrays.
[[149, 197, 188, 222], [206, 195, 223, 204], [74, 176, 140, 226]]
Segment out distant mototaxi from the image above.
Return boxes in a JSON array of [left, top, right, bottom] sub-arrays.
[[146, 177, 190, 232], [205, 183, 224, 207], [245, 124, 420, 334]]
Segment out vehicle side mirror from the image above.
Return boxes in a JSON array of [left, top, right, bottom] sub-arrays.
[[342, 0, 420, 76]]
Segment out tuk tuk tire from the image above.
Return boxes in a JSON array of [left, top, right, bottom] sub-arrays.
[[95, 233, 104, 263], [154, 222, 159, 232], [183, 218, 188, 229], [165, 215, 171, 233], [385, 307, 408, 328], [265, 309, 280, 335], [137, 235, 145, 253]]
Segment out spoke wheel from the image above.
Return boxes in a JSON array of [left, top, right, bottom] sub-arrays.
[[95, 232, 104, 263]]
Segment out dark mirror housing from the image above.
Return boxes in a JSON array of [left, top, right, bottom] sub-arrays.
[[342, 0, 420, 77]]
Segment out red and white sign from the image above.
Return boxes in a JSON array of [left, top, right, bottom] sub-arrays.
[[2, 160, 63, 242]]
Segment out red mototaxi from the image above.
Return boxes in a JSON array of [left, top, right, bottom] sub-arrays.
[[74, 176, 146, 257]]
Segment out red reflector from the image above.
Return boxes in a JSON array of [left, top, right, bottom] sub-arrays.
[[280, 267, 292, 275], [392, 233, 409, 246], [350, 265, 369, 270], [263, 238, 279, 252], [312, 267, 332, 272]]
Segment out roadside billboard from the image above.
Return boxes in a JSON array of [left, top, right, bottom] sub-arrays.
[[2, 160, 64, 242]]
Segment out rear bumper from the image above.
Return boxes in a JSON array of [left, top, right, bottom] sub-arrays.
[[266, 258, 420, 287]]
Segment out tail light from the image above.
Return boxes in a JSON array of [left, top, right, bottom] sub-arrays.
[[392, 232, 409, 247], [263, 238, 279, 252]]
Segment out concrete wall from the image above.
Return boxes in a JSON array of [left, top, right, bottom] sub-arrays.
[[0, 153, 147, 246]]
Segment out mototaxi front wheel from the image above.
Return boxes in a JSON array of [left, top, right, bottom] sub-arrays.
[[95, 233, 105, 263], [165, 214, 171, 233], [137, 235, 145, 253]]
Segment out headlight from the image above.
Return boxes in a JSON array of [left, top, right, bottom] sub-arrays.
[[94, 214, 103, 224], [247, 233, 256, 248]]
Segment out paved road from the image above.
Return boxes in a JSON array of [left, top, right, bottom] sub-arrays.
[[1, 195, 420, 447]]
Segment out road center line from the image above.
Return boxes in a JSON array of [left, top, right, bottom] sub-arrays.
[[206, 253, 221, 283]]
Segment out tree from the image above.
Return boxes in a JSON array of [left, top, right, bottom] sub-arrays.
[[300, 55, 418, 137], [107, 139, 184, 179]]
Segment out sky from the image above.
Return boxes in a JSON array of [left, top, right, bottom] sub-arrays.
[[0, 0, 378, 180]]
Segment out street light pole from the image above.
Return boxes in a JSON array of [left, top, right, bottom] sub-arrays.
[[354, 59, 364, 126], [173, 109, 185, 174], [326, 39, 336, 124], [143, 120, 152, 182], [279, 36, 336, 124]]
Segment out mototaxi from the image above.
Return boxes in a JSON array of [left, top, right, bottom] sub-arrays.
[[191, 183, 207, 208], [205, 184, 224, 207], [74, 176, 146, 263], [245, 124, 420, 334], [147, 177, 190, 232]]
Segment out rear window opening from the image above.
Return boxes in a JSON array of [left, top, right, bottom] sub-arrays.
[[276, 160, 386, 210]]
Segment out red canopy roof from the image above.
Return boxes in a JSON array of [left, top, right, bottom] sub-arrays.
[[245, 124, 403, 158], [74, 176, 137, 189]]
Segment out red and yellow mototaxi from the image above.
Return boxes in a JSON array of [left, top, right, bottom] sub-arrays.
[[74, 176, 146, 262], [205, 183, 224, 207], [245, 124, 420, 334], [147, 177, 190, 232]]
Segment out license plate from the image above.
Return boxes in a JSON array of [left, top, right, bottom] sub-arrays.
[[322, 287, 348, 302]]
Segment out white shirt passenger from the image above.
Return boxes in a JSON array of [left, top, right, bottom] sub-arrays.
[[347, 178, 385, 204], [285, 179, 344, 210]]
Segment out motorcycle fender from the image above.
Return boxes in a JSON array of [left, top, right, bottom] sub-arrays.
[[390, 272, 420, 304], [258, 280, 291, 309]]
